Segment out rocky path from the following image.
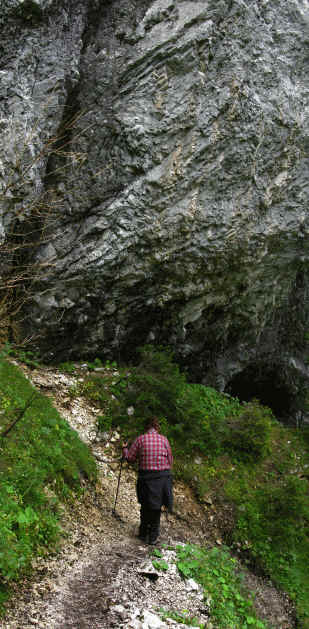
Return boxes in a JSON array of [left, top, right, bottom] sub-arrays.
[[1, 365, 295, 629]]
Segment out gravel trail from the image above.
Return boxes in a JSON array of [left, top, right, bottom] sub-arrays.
[[1, 364, 296, 629]]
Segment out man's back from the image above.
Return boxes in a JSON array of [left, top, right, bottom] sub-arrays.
[[124, 427, 173, 471]]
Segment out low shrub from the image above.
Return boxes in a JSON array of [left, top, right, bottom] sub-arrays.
[[227, 471, 309, 627], [76, 376, 110, 405], [175, 544, 269, 628], [97, 414, 113, 432], [225, 400, 274, 462], [111, 345, 242, 460], [233, 475, 309, 555], [9, 347, 41, 369], [86, 357, 103, 371], [58, 361, 76, 374]]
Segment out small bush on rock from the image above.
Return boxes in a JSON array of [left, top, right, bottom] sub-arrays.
[[225, 399, 274, 462], [111, 345, 242, 459]]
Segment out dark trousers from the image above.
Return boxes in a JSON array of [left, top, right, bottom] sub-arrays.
[[139, 504, 161, 542]]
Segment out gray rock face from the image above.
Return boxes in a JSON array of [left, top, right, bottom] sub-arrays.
[[1, 0, 309, 413]]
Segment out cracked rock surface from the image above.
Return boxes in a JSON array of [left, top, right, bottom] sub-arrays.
[[1, 1, 309, 402]]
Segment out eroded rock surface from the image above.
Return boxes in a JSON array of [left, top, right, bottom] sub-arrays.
[[1, 1, 309, 409]]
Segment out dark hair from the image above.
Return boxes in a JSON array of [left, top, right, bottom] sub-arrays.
[[145, 416, 160, 432]]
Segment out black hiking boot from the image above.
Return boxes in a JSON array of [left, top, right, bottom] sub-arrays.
[[138, 533, 148, 543]]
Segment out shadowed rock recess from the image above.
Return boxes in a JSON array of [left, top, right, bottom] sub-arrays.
[[1, 0, 309, 413]]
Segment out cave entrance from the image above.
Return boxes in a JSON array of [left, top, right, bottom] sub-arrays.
[[226, 364, 293, 419]]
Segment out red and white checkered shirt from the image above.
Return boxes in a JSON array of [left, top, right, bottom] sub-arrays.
[[123, 428, 173, 471]]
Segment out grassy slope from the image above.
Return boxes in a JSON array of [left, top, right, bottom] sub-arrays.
[[0, 358, 97, 609]]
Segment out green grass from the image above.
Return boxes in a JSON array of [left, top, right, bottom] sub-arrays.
[[226, 468, 309, 627], [0, 357, 97, 610], [174, 544, 270, 628], [159, 607, 203, 627], [223, 421, 309, 627]]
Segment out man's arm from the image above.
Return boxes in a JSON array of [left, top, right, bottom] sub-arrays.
[[122, 436, 140, 463], [166, 438, 173, 468]]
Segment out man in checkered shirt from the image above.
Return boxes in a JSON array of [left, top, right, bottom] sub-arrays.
[[122, 417, 173, 545]]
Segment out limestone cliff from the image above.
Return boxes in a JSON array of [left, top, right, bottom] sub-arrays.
[[1, 0, 309, 414]]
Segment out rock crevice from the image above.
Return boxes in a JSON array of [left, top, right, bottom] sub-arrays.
[[1, 0, 309, 410]]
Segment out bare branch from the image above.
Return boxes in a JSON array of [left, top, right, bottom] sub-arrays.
[[0, 391, 37, 439]]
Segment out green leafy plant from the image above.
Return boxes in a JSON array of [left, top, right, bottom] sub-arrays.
[[10, 347, 42, 369], [0, 343, 11, 360], [87, 357, 103, 371], [175, 544, 269, 629], [225, 399, 274, 462], [152, 559, 169, 572], [97, 414, 113, 432], [0, 357, 97, 611], [58, 361, 76, 374], [158, 608, 202, 627], [105, 359, 118, 369], [111, 345, 242, 460], [72, 376, 109, 405], [229, 472, 309, 625]]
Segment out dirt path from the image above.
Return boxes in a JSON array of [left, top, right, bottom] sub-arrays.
[[2, 456, 213, 628], [0, 364, 296, 629]]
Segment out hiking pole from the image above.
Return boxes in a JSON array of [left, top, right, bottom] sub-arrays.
[[112, 456, 124, 516]]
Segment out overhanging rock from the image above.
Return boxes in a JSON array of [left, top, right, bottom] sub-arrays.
[[1, 0, 309, 402]]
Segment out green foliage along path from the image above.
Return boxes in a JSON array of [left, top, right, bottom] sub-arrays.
[[0, 357, 97, 608], [175, 544, 268, 629], [101, 345, 309, 628], [1, 345, 309, 628]]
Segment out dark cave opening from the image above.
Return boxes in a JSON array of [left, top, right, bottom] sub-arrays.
[[226, 364, 294, 419]]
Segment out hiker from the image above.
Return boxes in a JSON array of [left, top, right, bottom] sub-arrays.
[[122, 417, 173, 545]]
